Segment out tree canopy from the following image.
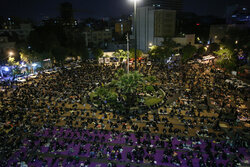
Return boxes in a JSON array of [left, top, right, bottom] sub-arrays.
[[148, 38, 179, 62], [92, 48, 104, 60], [181, 44, 197, 62], [90, 71, 164, 114], [26, 25, 88, 64], [214, 47, 237, 71], [129, 49, 143, 59]]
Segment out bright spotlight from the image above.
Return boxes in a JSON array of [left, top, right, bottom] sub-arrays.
[[32, 63, 37, 67], [3, 67, 9, 72], [9, 51, 14, 56], [129, 0, 141, 2]]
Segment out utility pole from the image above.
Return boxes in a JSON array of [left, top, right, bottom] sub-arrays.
[[134, 0, 137, 70], [126, 33, 130, 73]]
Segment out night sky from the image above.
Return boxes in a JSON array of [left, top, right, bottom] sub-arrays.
[[0, 0, 247, 21]]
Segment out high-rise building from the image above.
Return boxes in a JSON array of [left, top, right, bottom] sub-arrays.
[[60, 2, 74, 21], [134, 7, 176, 52], [154, 10, 176, 37], [60, 2, 76, 26], [115, 21, 132, 35], [226, 0, 250, 24], [142, 0, 183, 11]]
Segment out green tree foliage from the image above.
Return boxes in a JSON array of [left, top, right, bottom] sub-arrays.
[[91, 71, 165, 113], [208, 43, 220, 53], [0, 53, 7, 65], [114, 49, 128, 60], [221, 27, 250, 51], [20, 48, 49, 63], [214, 47, 237, 71], [115, 69, 125, 78], [162, 38, 179, 51], [12, 66, 21, 77], [116, 71, 143, 96], [181, 44, 197, 62], [145, 76, 157, 84], [92, 48, 104, 59], [52, 46, 68, 65], [148, 46, 165, 62], [197, 47, 205, 55], [146, 85, 155, 93], [149, 38, 179, 62], [29, 26, 60, 53], [218, 27, 250, 69], [28, 25, 88, 65], [129, 49, 143, 59]]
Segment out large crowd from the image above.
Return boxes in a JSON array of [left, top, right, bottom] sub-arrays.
[[0, 59, 249, 167]]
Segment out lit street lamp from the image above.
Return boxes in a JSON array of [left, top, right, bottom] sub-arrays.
[[148, 43, 153, 50], [8, 51, 14, 57], [129, 0, 140, 70]]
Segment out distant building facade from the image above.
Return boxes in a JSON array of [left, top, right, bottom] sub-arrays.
[[0, 23, 33, 41], [226, 0, 250, 25], [82, 29, 112, 47], [209, 24, 249, 43], [154, 10, 176, 37], [142, 0, 183, 11], [172, 34, 195, 46], [0, 36, 15, 63], [115, 21, 131, 35], [134, 7, 176, 52]]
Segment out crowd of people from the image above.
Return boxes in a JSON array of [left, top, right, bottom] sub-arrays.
[[0, 59, 249, 167]]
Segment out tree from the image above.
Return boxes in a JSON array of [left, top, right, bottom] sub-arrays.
[[148, 45, 165, 62], [28, 23, 88, 64], [80, 47, 89, 61], [148, 38, 179, 63], [214, 47, 237, 71], [181, 44, 197, 62], [220, 27, 250, 67], [60, 2, 74, 22], [29, 26, 60, 54], [162, 38, 179, 50], [20, 48, 48, 63], [92, 48, 104, 60], [0, 53, 7, 66], [12, 66, 21, 79], [208, 43, 220, 53], [116, 71, 143, 108], [114, 49, 128, 60], [91, 71, 164, 114], [129, 49, 143, 59], [197, 47, 205, 55], [52, 46, 68, 66]]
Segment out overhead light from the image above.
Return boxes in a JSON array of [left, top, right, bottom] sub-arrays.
[[32, 63, 37, 67], [3, 67, 9, 72], [8, 51, 14, 56]]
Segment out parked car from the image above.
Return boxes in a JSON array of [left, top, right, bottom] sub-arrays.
[[28, 74, 38, 79], [15, 77, 26, 83]]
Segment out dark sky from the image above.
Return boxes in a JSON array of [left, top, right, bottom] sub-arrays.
[[0, 0, 247, 21]]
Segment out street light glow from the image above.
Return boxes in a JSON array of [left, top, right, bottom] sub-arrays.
[[9, 51, 14, 56], [32, 63, 38, 67], [3, 67, 9, 72], [129, 0, 141, 2]]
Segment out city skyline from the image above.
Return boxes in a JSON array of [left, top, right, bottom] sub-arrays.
[[1, 0, 249, 22]]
